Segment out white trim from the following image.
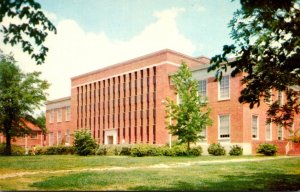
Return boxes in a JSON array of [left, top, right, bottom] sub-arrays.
[[218, 75, 230, 101], [218, 114, 230, 140], [72, 61, 180, 88]]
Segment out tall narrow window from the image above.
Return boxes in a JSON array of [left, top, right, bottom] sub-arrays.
[[200, 127, 207, 140], [57, 109, 62, 122], [219, 75, 230, 100], [49, 110, 54, 123], [278, 91, 283, 106], [66, 106, 71, 121], [278, 126, 283, 140], [266, 122, 272, 140], [219, 115, 230, 139], [252, 115, 259, 139], [198, 80, 207, 102]]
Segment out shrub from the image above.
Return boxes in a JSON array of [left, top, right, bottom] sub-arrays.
[[120, 145, 131, 156], [130, 144, 150, 157], [0, 144, 25, 155], [229, 145, 243, 156], [188, 146, 203, 156], [73, 129, 97, 156], [172, 145, 189, 156], [163, 147, 176, 156], [95, 145, 107, 155], [257, 143, 277, 156], [208, 143, 226, 156], [147, 146, 164, 156]]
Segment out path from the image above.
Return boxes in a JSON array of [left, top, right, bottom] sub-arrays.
[[1, 156, 298, 179]]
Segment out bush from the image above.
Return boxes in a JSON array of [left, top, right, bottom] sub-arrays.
[[120, 145, 132, 156], [172, 145, 189, 156], [147, 146, 164, 156], [0, 144, 25, 155], [188, 146, 203, 156], [130, 144, 150, 157], [208, 143, 226, 156], [229, 145, 243, 156], [257, 143, 277, 156], [163, 147, 176, 156], [28, 146, 75, 155], [74, 129, 97, 156]]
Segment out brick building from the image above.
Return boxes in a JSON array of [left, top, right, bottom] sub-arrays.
[[45, 49, 300, 154]]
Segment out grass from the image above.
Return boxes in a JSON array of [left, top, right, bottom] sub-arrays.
[[0, 155, 299, 191]]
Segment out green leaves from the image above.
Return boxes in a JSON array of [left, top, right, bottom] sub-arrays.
[[0, 54, 49, 155], [0, 0, 57, 65], [210, 0, 300, 128], [164, 62, 212, 149]]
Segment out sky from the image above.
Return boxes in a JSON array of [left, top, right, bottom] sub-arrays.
[[0, 0, 241, 103]]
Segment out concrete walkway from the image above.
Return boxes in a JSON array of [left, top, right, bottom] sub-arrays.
[[1, 156, 298, 179]]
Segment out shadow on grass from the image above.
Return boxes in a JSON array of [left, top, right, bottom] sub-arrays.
[[130, 172, 300, 191]]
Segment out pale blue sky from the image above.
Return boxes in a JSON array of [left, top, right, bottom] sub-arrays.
[[2, 1, 241, 100], [38, 0, 240, 57]]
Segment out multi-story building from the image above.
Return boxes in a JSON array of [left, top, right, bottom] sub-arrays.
[[191, 63, 300, 154], [45, 49, 300, 154], [45, 97, 72, 146]]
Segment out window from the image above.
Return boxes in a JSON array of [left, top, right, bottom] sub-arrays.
[[57, 109, 62, 122], [57, 131, 62, 144], [66, 106, 71, 121], [30, 132, 38, 139], [219, 75, 230, 100], [252, 115, 259, 139], [278, 91, 283, 105], [278, 126, 283, 140], [66, 129, 70, 144], [266, 122, 272, 140], [49, 132, 54, 146], [49, 110, 54, 123], [219, 115, 230, 139], [200, 127, 207, 140], [198, 80, 207, 102]]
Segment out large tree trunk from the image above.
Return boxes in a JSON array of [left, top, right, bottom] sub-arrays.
[[187, 141, 190, 150], [4, 124, 12, 156]]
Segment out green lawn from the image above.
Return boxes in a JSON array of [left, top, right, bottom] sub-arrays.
[[0, 155, 299, 191]]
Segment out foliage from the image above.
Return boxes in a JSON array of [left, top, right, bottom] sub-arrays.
[[257, 143, 277, 156], [229, 145, 243, 156], [28, 145, 75, 155], [73, 129, 97, 156], [164, 62, 212, 149], [0, 0, 57, 64], [208, 143, 226, 156], [33, 112, 46, 134], [130, 144, 152, 157], [289, 129, 300, 143], [188, 146, 203, 156], [209, 0, 300, 128], [0, 54, 49, 155], [0, 143, 25, 155]]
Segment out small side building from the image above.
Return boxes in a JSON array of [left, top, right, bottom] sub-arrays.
[[45, 97, 72, 146]]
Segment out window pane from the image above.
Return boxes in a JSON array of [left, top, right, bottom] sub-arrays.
[[219, 76, 229, 99], [266, 123, 271, 140], [219, 115, 230, 138], [252, 115, 258, 139], [198, 80, 207, 98]]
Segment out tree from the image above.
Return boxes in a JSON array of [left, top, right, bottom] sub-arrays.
[[0, 53, 49, 155], [0, 0, 57, 64], [209, 0, 300, 129], [164, 62, 212, 150]]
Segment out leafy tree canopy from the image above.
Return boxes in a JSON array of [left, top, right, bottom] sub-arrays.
[[0, 0, 56, 64], [164, 62, 212, 149], [0, 52, 49, 155], [209, 0, 300, 128]]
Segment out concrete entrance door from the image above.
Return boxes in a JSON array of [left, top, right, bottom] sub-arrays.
[[104, 129, 117, 144]]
